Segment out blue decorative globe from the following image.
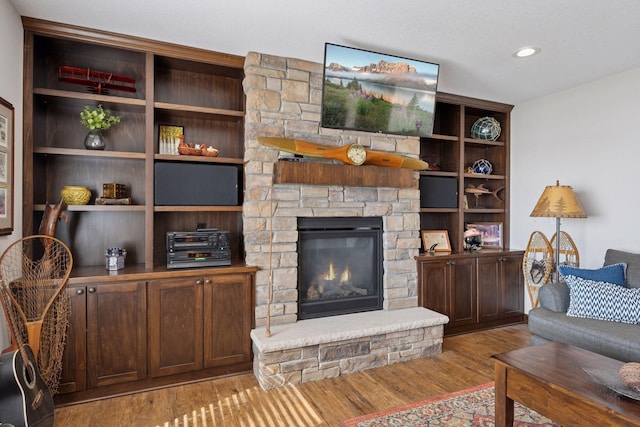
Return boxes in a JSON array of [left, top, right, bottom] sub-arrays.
[[472, 159, 493, 175], [471, 116, 501, 141]]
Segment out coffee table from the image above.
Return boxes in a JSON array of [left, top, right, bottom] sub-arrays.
[[492, 342, 640, 427]]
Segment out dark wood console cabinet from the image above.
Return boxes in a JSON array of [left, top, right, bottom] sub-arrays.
[[55, 266, 256, 405], [417, 250, 525, 336]]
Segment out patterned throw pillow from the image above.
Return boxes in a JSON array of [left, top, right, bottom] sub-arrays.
[[565, 275, 640, 324], [559, 263, 627, 287]]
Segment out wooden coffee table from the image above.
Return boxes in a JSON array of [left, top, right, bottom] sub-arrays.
[[492, 342, 640, 427]]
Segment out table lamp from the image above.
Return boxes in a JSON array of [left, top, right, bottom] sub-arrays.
[[530, 180, 586, 281]]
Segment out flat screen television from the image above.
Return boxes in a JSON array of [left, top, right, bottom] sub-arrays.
[[321, 43, 439, 137]]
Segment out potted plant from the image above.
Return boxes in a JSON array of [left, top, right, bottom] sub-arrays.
[[80, 104, 121, 150]]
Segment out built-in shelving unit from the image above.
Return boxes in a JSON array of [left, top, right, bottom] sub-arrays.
[[22, 18, 257, 403], [416, 93, 524, 336], [419, 92, 513, 251], [22, 17, 247, 269]]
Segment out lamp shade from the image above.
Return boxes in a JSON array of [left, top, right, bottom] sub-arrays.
[[530, 181, 586, 218]]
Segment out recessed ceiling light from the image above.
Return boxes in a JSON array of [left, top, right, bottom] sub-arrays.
[[514, 47, 541, 58]]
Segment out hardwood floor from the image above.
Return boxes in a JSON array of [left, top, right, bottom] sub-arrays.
[[53, 324, 531, 426]]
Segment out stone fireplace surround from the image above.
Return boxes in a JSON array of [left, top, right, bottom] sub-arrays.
[[243, 52, 448, 389]]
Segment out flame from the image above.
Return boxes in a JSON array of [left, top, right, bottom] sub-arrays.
[[322, 262, 336, 281], [340, 266, 351, 284], [321, 263, 352, 284]]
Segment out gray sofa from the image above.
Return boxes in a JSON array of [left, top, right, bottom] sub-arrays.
[[528, 249, 640, 362]]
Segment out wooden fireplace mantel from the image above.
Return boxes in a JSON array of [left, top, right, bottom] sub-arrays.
[[273, 160, 417, 188]]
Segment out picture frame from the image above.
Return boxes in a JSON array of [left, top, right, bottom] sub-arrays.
[[467, 222, 503, 248], [158, 124, 184, 155], [0, 96, 13, 235], [421, 230, 451, 253]]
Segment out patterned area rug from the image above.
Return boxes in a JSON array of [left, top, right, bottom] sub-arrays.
[[342, 382, 560, 426]]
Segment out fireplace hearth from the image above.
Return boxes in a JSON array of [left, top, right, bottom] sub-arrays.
[[297, 217, 383, 319]]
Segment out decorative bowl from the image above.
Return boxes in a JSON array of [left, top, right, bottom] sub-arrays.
[[620, 362, 640, 392], [61, 185, 91, 205]]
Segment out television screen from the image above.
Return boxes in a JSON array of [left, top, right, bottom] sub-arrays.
[[321, 43, 439, 137]]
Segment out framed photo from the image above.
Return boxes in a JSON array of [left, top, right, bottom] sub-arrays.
[[421, 230, 451, 253], [158, 124, 184, 155], [467, 222, 503, 248], [0, 96, 13, 234]]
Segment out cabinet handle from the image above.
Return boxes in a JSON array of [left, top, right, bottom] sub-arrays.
[[196, 279, 204, 285], [88, 287, 96, 293], [205, 279, 212, 285], [76, 289, 84, 295]]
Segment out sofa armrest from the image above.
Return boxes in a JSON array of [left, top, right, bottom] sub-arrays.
[[538, 281, 570, 313]]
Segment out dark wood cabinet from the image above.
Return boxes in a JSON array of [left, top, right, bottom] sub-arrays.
[[54, 266, 255, 405], [418, 257, 476, 331], [476, 253, 524, 323], [203, 273, 253, 368], [58, 286, 87, 394], [148, 273, 253, 377], [87, 281, 147, 388], [58, 281, 147, 393], [148, 277, 204, 377], [417, 250, 524, 336]]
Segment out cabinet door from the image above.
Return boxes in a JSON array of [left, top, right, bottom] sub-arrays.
[[87, 281, 147, 388], [448, 258, 476, 329], [418, 260, 449, 315], [500, 254, 524, 318], [203, 274, 253, 368], [58, 286, 88, 393], [148, 277, 204, 377], [476, 256, 501, 323]]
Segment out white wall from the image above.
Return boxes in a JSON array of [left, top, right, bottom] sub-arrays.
[[0, 1, 23, 349], [511, 66, 640, 311]]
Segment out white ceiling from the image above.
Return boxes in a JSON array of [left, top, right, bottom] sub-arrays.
[[10, 0, 640, 105]]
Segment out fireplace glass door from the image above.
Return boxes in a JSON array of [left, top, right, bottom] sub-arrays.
[[297, 217, 383, 319]]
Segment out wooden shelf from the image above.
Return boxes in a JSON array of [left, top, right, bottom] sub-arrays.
[[154, 205, 242, 212], [34, 147, 145, 159], [35, 204, 145, 212], [154, 154, 243, 164], [274, 160, 416, 188], [154, 102, 243, 118]]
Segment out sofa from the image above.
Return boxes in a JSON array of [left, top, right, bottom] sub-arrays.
[[528, 249, 640, 362]]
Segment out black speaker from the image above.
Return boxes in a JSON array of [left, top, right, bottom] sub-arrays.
[[154, 162, 240, 206], [419, 176, 458, 208]]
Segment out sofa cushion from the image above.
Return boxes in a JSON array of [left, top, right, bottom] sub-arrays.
[[565, 275, 640, 324], [605, 249, 640, 288], [539, 281, 570, 313], [559, 263, 627, 287]]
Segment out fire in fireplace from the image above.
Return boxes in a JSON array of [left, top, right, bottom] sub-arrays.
[[297, 217, 383, 319]]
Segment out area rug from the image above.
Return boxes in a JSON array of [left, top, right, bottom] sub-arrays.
[[342, 382, 560, 426]]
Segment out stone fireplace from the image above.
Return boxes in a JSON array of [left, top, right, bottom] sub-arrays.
[[243, 52, 448, 390]]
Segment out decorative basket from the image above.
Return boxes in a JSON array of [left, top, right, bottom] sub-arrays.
[[619, 362, 640, 392], [177, 144, 202, 156], [61, 185, 91, 205], [201, 145, 219, 157]]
